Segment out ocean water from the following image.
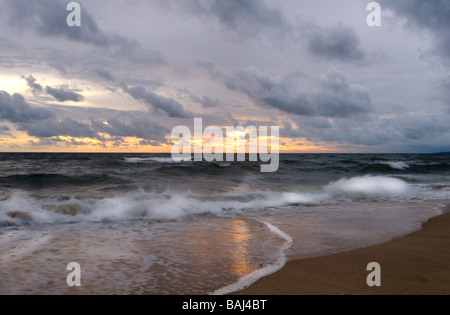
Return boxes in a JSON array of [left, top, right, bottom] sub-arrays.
[[0, 153, 449, 294]]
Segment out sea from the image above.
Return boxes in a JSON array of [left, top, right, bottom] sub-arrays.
[[0, 153, 449, 294]]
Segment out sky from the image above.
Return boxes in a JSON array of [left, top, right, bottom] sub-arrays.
[[0, 0, 449, 153]]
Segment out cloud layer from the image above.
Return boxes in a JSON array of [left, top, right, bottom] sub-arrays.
[[381, 0, 450, 63], [220, 67, 373, 117], [0, 0, 448, 152]]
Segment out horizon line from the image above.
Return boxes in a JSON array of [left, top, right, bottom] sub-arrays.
[[0, 151, 447, 155]]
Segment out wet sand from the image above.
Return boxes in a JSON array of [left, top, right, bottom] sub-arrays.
[[234, 207, 450, 295]]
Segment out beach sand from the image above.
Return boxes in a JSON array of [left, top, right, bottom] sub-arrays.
[[234, 207, 450, 295]]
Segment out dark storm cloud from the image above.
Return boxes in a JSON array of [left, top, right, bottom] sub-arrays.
[[93, 68, 115, 82], [312, 70, 373, 117], [196, 96, 220, 108], [3, 0, 166, 66], [6, 0, 107, 45], [439, 75, 450, 111], [0, 91, 54, 123], [381, 0, 450, 62], [205, 0, 288, 37], [23, 75, 43, 95], [22, 71, 192, 120], [45, 86, 85, 102], [306, 24, 366, 62], [2, 0, 446, 153], [161, 0, 368, 64], [223, 67, 373, 118], [24, 111, 169, 143], [287, 112, 450, 152], [222, 67, 314, 115], [195, 59, 223, 79], [158, 0, 289, 38], [0, 125, 11, 136], [296, 116, 397, 146], [22, 75, 85, 102], [395, 114, 450, 141], [122, 85, 193, 119], [29, 137, 91, 147], [91, 113, 169, 144], [366, 0, 450, 151], [0, 90, 170, 143], [379, 0, 450, 116], [177, 88, 221, 109], [24, 117, 96, 139]]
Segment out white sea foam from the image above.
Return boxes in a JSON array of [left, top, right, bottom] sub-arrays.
[[0, 176, 416, 226], [325, 176, 411, 198], [380, 161, 411, 170], [211, 221, 293, 295]]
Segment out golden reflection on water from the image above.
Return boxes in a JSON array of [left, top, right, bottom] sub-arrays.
[[229, 219, 253, 277], [189, 218, 255, 278]]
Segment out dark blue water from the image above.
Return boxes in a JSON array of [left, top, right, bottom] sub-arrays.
[[1, 153, 449, 196], [0, 153, 448, 294]]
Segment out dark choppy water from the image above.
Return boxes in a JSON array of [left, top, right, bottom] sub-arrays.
[[0, 153, 449, 294]]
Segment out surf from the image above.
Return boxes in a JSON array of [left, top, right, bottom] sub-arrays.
[[0, 176, 415, 226]]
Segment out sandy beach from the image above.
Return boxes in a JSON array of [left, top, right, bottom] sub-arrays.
[[235, 206, 450, 295]]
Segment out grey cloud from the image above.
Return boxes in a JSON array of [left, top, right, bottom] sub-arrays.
[[0, 125, 11, 136], [288, 112, 450, 152], [107, 36, 166, 66], [312, 71, 373, 117], [178, 88, 221, 108], [4, 0, 166, 66], [312, 118, 396, 146], [24, 117, 96, 139], [306, 24, 366, 62], [381, 0, 450, 63], [223, 67, 373, 118], [23, 112, 169, 144], [91, 113, 169, 144], [45, 86, 85, 102], [197, 96, 220, 108], [29, 137, 91, 147], [0, 91, 54, 123], [0, 91, 170, 144], [164, 1, 366, 64], [93, 68, 115, 82], [122, 85, 193, 118], [438, 75, 450, 111], [22, 75, 85, 102], [395, 114, 450, 141], [23, 75, 43, 95], [380, 0, 450, 116], [139, 140, 160, 146], [195, 59, 223, 79], [206, 0, 288, 37], [158, 0, 289, 38], [7, 0, 109, 46]]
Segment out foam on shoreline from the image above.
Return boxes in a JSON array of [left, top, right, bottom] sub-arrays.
[[211, 221, 293, 295]]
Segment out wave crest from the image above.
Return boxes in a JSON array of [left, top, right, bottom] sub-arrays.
[[0, 176, 413, 226], [325, 176, 411, 198], [379, 161, 410, 170]]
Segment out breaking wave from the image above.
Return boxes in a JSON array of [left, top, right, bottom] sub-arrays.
[[379, 161, 411, 170], [0, 176, 414, 226]]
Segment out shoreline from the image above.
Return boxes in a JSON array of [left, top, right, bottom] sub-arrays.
[[233, 206, 450, 295]]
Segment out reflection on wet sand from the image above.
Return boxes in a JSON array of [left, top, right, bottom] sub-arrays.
[[229, 219, 252, 278], [0, 216, 283, 295]]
